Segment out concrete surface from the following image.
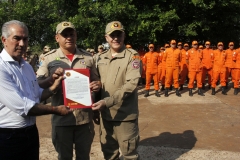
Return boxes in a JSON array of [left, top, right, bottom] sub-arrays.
[[37, 83, 240, 159]]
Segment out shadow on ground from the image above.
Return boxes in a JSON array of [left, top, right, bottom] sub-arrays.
[[140, 130, 197, 159]]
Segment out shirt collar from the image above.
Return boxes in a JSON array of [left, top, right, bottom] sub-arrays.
[[0, 49, 26, 66]]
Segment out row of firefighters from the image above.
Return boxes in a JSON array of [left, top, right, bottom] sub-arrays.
[[134, 40, 240, 97]]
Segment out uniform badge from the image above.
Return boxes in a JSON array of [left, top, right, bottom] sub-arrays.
[[80, 60, 86, 64], [132, 60, 140, 69]]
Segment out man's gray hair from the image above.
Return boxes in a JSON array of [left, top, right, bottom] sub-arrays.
[[2, 20, 28, 38]]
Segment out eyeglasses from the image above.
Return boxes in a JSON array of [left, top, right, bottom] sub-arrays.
[[218, 45, 223, 46], [229, 45, 234, 46], [149, 47, 154, 48]]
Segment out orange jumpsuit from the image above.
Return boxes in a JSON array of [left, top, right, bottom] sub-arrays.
[[143, 51, 160, 90], [225, 48, 236, 83], [202, 48, 213, 85], [157, 52, 163, 83], [163, 48, 181, 88], [211, 49, 227, 88], [186, 48, 203, 88], [233, 49, 240, 88], [160, 52, 166, 85], [138, 49, 146, 79], [179, 49, 188, 85]]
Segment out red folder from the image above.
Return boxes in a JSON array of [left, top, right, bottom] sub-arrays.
[[62, 69, 92, 108]]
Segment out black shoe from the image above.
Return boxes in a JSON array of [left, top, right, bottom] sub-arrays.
[[144, 90, 150, 97], [160, 85, 165, 91], [198, 88, 205, 96], [221, 87, 227, 95], [234, 88, 238, 95], [189, 89, 193, 96], [169, 85, 173, 90], [155, 90, 160, 97], [179, 85, 183, 91], [165, 89, 169, 97], [202, 83, 205, 90], [176, 89, 181, 97], [211, 88, 216, 95], [226, 82, 228, 89]]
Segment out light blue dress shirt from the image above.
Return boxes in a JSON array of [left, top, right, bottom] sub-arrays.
[[0, 49, 43, 128]]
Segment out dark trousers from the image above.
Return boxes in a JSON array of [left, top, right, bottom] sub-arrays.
[[0, 124, 39, 160]]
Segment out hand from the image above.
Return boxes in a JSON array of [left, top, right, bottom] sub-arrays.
[[50, 67, 64, 83], [49, 75, 64, 92], [92, 100, 106, 111], [93, 111, 100, 125], [90, 81, 101, 92], [54, 105, 73, 116]]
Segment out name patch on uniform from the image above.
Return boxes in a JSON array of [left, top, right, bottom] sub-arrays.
[[132, 60, 140, 69]]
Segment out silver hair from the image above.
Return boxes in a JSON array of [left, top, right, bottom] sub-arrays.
[[1, 20, 28, 38]]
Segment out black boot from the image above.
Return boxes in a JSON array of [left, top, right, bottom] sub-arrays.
[[221, 86, 227, 95], [161, 85, 165, 91], [179, 84, 183, 91], [211, 88, 216, 95], [202, 83, 205, 90], [176, 89, 181, 97], [155, 90, 160, 97], [198, 88, 205, 96], [225, 82, 228, 89], [208, 84, 211, 89], [169, 85, 173, 90], [234, 88, 238, 95], [144, 90, 150, 97], [165, 88, 169, 97], [189, 89, 193, 96]]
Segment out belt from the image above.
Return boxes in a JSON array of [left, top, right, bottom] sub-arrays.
[[0, 124, 36, 133]]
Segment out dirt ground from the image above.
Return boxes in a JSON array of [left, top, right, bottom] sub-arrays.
[[37, 84, 240, 159]]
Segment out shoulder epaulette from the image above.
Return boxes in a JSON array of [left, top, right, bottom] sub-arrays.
[[79, 48, 92, 56], [43, 49, 57, 57], [126, 48, 138, 55]]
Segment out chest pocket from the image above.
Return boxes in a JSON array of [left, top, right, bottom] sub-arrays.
[[97, 62, 108, 83]]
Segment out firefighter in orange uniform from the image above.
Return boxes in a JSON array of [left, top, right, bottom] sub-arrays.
[[160, 44, 170, 91], [177, 42, 183, 50], [126, 44, 132, 49], [225, 42, 236, 88], [138, 46, 146, 84], [158, 47, 164, 89], [163, 40, 182, 97], [202, 41, 214, 89], [186, 41, 205, 96], [143, 44, 161, 97], [211, 42, 227, 95], [179, 43, 189, 90], [232, 44, 240, 95]]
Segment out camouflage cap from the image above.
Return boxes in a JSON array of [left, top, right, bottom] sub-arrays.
[[56, 21, 75, 34], [105, 21, 124, 35]]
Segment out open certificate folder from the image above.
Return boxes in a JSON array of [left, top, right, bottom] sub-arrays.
[[62, 69, 92, 108]]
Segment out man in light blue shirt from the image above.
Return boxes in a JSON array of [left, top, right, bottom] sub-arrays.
[[0, 20, 72, 160]]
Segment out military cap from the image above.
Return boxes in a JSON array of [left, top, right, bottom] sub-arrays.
[[205, 41, 211, 45], [56, 21, 75, 34], [105, 21, 124, 35], [192, 41, 198, 45], [98, 45, 104, 49], [184, 43, 189, 47], [126, 44, 132, 48], [229, 42, 234, 46], [170, 40, 176, 44]]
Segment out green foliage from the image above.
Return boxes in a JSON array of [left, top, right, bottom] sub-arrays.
[[0, 0, 240, 49]]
